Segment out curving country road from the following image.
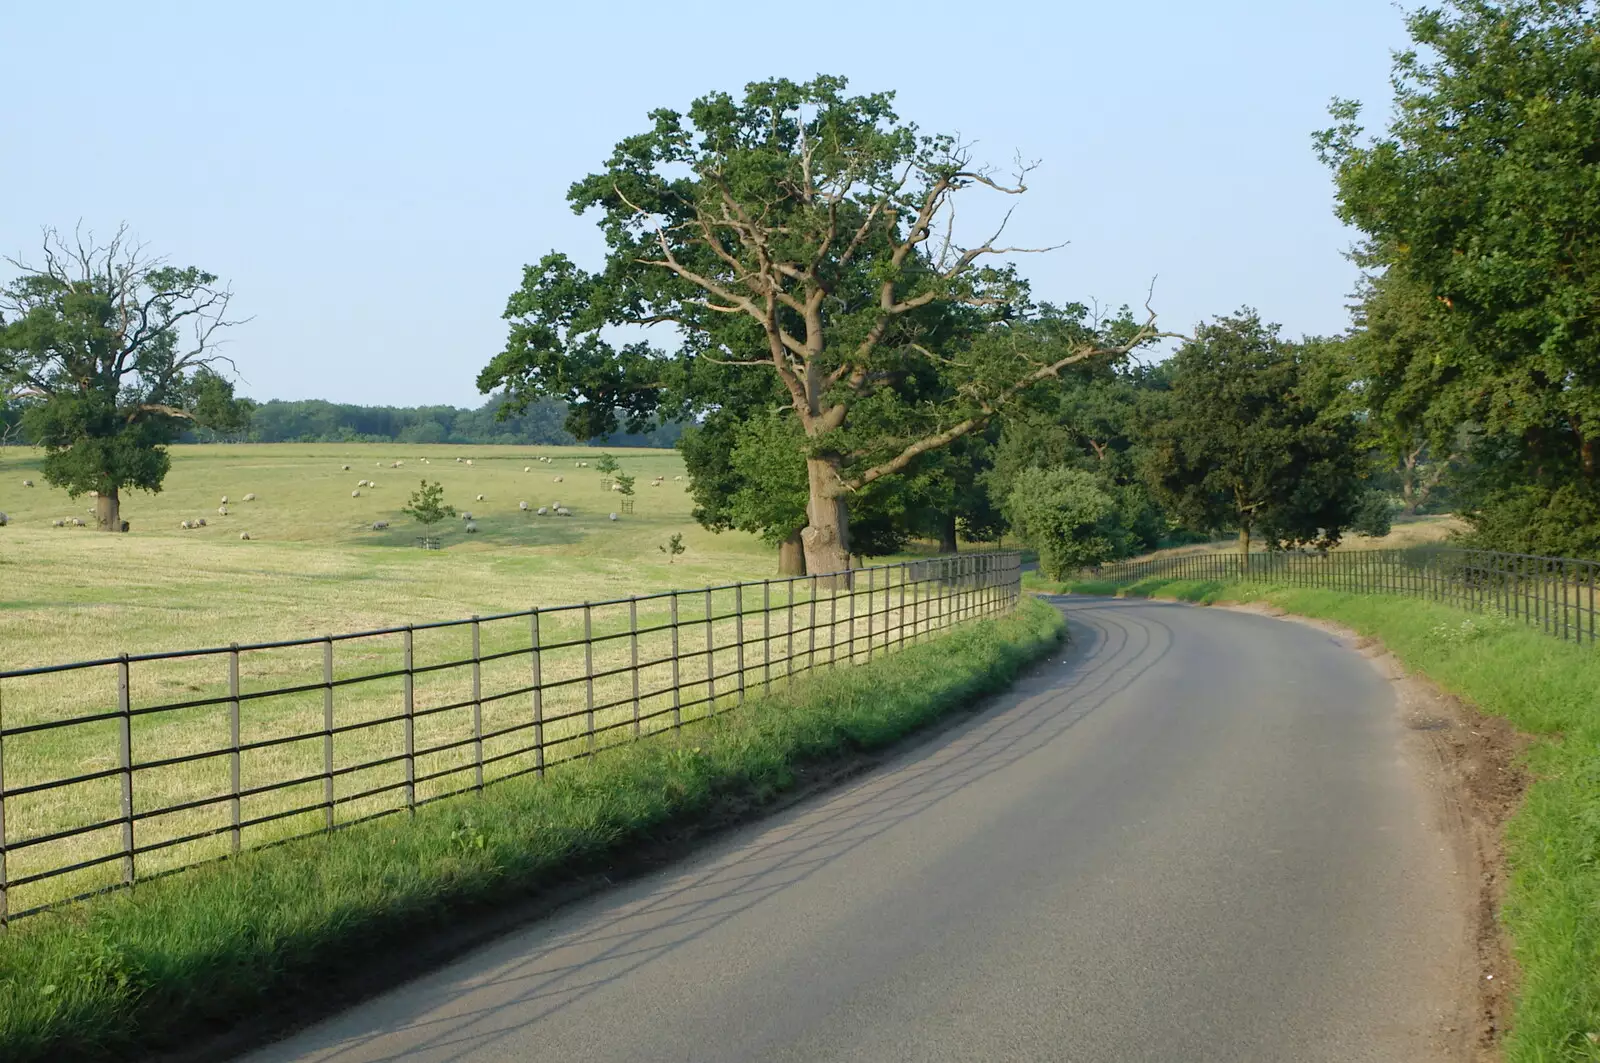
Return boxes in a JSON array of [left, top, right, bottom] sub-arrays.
[[242, 596, 1471, 1063]]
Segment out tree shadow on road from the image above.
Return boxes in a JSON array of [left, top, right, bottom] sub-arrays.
[[283, 597, 1176, 1063]]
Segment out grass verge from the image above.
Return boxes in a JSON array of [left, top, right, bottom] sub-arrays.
[[1045, 575, 1600, 1062], [0, 596, 1065, 1063]]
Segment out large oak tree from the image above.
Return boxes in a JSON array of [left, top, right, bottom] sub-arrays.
[[0, 227, 252, 530], [479, 75, 1163, 576]]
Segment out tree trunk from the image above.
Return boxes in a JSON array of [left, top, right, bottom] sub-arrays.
[[1238, 522, 1251, 578], [938, 512, 958, 555], [801, 456, 851, 582], [777, 532, 806, 577], [95, 487, 122, 532]]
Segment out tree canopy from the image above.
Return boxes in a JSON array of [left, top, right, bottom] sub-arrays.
[[0, 227, 252, 529], [1137, 313, 1367, 561], [480, 74, 1164, 576], [1317, 0, 1600, 555]]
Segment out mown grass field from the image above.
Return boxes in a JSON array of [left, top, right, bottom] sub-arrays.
[[0, 442, 783, 670], [1041, 572, 1600, 1063]]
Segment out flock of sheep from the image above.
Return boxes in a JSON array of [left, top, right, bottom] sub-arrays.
[[3, 455, 688, 541]]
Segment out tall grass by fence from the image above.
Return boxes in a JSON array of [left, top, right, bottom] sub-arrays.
[[0, 551, 1022, 925], [1091, 547, 1598, 646]]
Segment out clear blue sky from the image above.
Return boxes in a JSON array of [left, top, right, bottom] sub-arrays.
[[2, 1, 1412, 408]]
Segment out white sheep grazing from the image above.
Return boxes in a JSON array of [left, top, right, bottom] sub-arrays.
[[611, 483, 623, 492], [455, 457, 463, 463], [22, 479, 33, 487], [371, 520, 389, 531], [218, 505, 229, 516], [71, 517, 85, 527], [239, 531, 251, 541], [523, 466, 531, 473], [461, 511, 473, 520], [180, 520, 192, 529], [649, 481, 660, 488], [52, 518, 64, 527], [475, 493, 485, 502], [536, 506, 548, 515], [342, 464, 351, 471], [368, 481, 377, 489], [556, 507, 572, 517], [375, 461, 382, 467], [351, 490, 362, 498], [89, 490, 99, 498], [197, 518, 207, 527], [608, 512, 618, 521], [0, 512, 7, 527], [465, 459, 474, 466], [244, 493, 256, 502], [220, 495, 228, 504], [518, 501, 528, 511], [553, 475, 564, 483], [551, 500, 562, 508], [674, 475, 683, 480], [464, 522, 478, 534]]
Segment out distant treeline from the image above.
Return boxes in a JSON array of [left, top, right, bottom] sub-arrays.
[[1, 395, 683, 449]]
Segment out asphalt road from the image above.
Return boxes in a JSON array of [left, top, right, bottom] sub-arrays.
[[243, 596, 1469, 1063]]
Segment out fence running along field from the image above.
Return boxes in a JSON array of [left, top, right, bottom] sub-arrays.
[[0, 552, 1021, 925], [1091, 546, 1598, 647]]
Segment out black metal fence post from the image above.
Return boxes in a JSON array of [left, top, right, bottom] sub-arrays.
[[403, 627, 415, 815], [229, 644, 241, 854], [322, 637, 335, 828], [472, 617, 484, 792], [630, 597, 641, 737], [531, 610, 545, 776], [669, 594, 682, 728], [0, 681, 8, 927], [583, 604, 596, 750], [704, 588, 716, 712], [735, 583, 746, 705], [118, 655, 134, 887]]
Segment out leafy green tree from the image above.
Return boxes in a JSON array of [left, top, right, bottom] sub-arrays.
[[614, 471, 636, 497], [1137, 313, 1366, 566], [988, 363, 1167, 553], [0, 227, 252, 531], [402, 480, 455, 525], [1317, 0, 1600, 555], [478, 75, 1164, 577], [659, 533, 686, 563], [595, 452, 621, 480], [1349, 489, 1398, 538], [1004, 467, 1124, 579]]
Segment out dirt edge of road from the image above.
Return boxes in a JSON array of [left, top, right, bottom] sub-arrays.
[[1225, 601, 1527, 1063]]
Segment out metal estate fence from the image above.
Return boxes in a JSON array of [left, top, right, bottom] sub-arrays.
[[0, 551, 1022, 925], [1092, 547, 1598, 648]]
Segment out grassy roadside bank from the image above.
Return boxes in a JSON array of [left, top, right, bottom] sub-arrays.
[[1037, 573, 1600, 1062], [0, 597, 1065, 1063]]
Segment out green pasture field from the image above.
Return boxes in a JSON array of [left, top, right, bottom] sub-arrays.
[[0, 444, 1007, 918], [0, 442, 780, 668]]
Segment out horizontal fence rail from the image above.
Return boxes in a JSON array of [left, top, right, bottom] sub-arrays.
[[1088, 546, 1598, 648], [0, 552, 1021, 925]]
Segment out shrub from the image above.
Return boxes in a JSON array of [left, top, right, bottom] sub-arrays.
[[1005, 466, 1124, 579]]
